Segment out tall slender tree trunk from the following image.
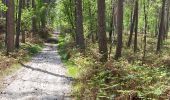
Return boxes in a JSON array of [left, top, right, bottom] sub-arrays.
[[69, 0, 76, 40], [165, 0, 170, 39], [32, 0, 37, 33], [74, 0, 77, 41], [15, 0, 22, 48], [15, 0, 18, 25], [127, 0, 136, 47], [115, 0, 124, 60], [22, 31, 26, 43], [6, 0, 15, 53], [97, 0, 108, 61], [134, 0, 139, 53], [142, 0, 148, 62], [157, 0, 166, 53], [41, 11, 46, 29], [88, 1, 95, 43], [155, 15, 159, 37], [26, 0, 30, 8], [75, 0, 85, 51], [3, 0, 7, 46], [109, 0, 114, 42]]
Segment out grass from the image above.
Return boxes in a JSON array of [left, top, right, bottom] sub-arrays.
[[57, 35, 79, 78], [0, 38, 43, 85], [21, 43, 43, 56], [66, 61, 79, 78], [0, 64, 21, 79]]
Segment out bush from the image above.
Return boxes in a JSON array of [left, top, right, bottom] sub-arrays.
[[22, 43, 42, 55]]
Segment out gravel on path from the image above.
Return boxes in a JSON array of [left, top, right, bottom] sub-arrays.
[[0, 43, 72, 100]]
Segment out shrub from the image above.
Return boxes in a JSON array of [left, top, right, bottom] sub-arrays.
[[22, 43, 42, 55]]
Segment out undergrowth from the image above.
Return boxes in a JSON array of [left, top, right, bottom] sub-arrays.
[[58, 34, 170, 100], [0, 37, 43, 80]]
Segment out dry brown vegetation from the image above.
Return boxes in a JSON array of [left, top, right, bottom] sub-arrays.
[[0, 33, 43, 80]]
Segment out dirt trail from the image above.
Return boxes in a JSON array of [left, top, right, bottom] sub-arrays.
[[0, 43, 72, 100]]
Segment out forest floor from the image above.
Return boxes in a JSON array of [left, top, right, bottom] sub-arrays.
[[57, 34, 170, 99], [0, 43, 73, 100]]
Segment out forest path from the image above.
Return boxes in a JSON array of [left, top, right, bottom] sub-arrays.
[[0, 43, 72, 100]]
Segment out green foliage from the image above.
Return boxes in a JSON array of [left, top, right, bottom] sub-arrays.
[[57, 34, 79, 77], [21, 8, 33, 30], [58, 33, 170, 99], [4, 0, 168, 99], [21, 43, 42, 55], [0, 63, 21, 82], [73, 58, 170, 99], [20, 0, 57, 31], [0, 1, 7, 12]]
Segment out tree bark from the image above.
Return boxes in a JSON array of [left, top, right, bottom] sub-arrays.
[[109, 0, 115, 42], [142, 0, 148, 62], [157, 0, 166, 53], [15, 0, 22, 48], [6, 0, 15, 53], [165, 0, 170, 39], [127, 0, 136, 47], [32, 0, 37, 34], [97, 0, 108, 61], [22, 31, 26, 43], [115, 0, 124, 60], [88, 2, 95, 43], [134, 0, 139, 53], [75, 0, 85, 51]]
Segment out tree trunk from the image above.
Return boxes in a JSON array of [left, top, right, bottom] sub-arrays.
[[97, 0, 108, 61], [32, 0, 37, 34], [142, 0, 148, 62], [109, 0, 114, 42], [6, 0, 15, 54], [134, 0, 139, 53], [157, 0, 166, 53], [115, 0, 124, 60], [27, 0, 30, 8], [165, 0, 170, 39], [88, 1, 95, 43], [15, 0, 22, 48], [127, 0, 136, 47], [75, 0, 85, 51]]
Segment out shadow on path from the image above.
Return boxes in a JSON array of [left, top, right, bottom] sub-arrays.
[[20, 63, 73, 81]]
